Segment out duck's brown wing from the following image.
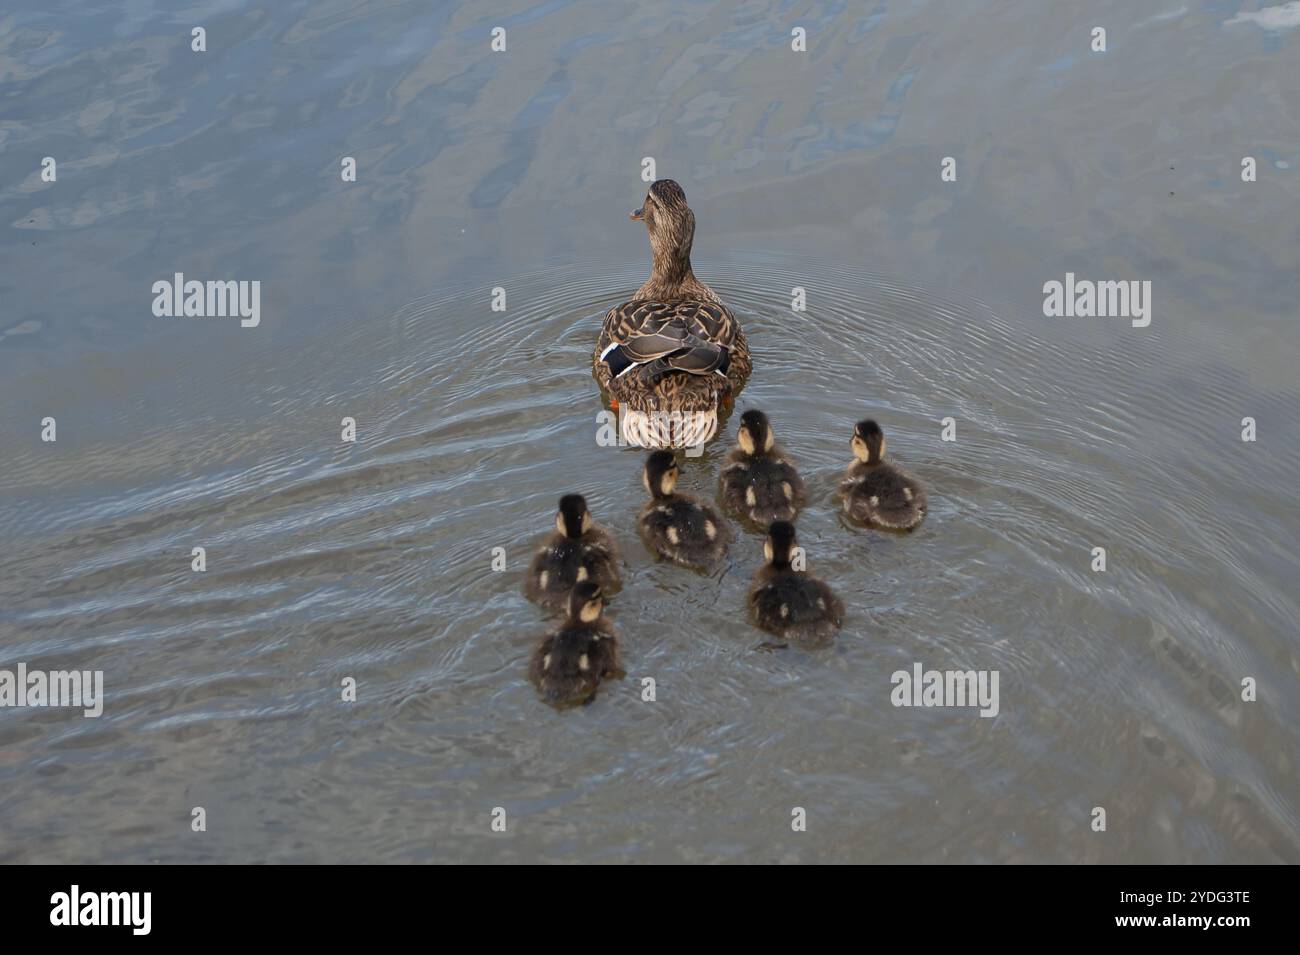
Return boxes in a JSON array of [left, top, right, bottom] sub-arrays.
[[596, 300, 740, 386]]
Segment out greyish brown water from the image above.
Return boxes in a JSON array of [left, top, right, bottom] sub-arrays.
[[1, 1, 1298, 863]]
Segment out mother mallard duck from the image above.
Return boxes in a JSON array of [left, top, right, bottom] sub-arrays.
[[593, 180, 751, 449]]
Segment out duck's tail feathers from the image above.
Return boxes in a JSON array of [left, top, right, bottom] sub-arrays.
[[871, 503, 926, 530], [622, 408, 718, 450]]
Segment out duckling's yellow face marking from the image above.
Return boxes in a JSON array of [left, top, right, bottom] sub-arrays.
[[578, 653, 590, 672], [579, 599, 602, 623], [666, 526, 680, 545], [903, 487, 913, 502], [781, 481, 793, 500], [581, 510, 592, 534], [763, 428, 774, 452], [539, 570, 549, 590], [737, 427, 756, 455], [576, 566, 588, 582], [542, 653, 552, 671], [659, 465, 679, 496], [764, 539, 774, 562], [745, 486, 757, 507], [851, 434, 870, 463], [555, 513, 567, 536], [704, 520, 716, 540]]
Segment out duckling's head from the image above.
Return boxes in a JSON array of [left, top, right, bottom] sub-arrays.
[[556, 494, 592, 539], [852, 419, 886, 465], [643, 449, 679, 498], [764, 520, 798, 568], [631, 179, 695, 266], [567, 580, 605, 623], [737, 409, 774, 455]]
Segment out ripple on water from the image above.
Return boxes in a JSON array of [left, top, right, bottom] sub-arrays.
[[2, 255, 1296, 862]]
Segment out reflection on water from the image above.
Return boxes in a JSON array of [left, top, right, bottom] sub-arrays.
[[1, 1, 1297, 863]]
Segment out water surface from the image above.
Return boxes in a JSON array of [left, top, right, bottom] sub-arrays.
[[1, 1, 1298, 863]]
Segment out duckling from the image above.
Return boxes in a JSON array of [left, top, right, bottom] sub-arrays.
[[523, 494, 620, 611], [528, 581, 622, 706], [638, 450, 732, 568], [840, 419, 927, 530], [593, 179, 751, 448], [749, 521, 843, 646], [718, 409, 805, 528]]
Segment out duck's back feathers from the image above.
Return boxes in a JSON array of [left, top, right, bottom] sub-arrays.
[[523, 528, 621, 610], [637, 494, 731, 568], [841, 462, 927, 530], [719, 451, 805, 528], [748, 569, 844, 647], [594, 300, 751, 449], [598, 300, 737, 380], [528, 621, 620, 705]]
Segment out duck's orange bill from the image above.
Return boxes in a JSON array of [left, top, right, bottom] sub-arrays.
[[610, 399, 620, 410]]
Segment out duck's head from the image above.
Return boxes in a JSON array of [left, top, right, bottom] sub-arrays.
[[631, 179, 695, 269], [764, 520, 798, 569], [567, 580, 605, 623], [556, 493, 592, 539], [643, 449, 679, 498], [737, 409, 774, 455], [852, 419, 885, 465]]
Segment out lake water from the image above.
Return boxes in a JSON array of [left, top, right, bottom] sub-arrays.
[[1, 0, 1297, 863]]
